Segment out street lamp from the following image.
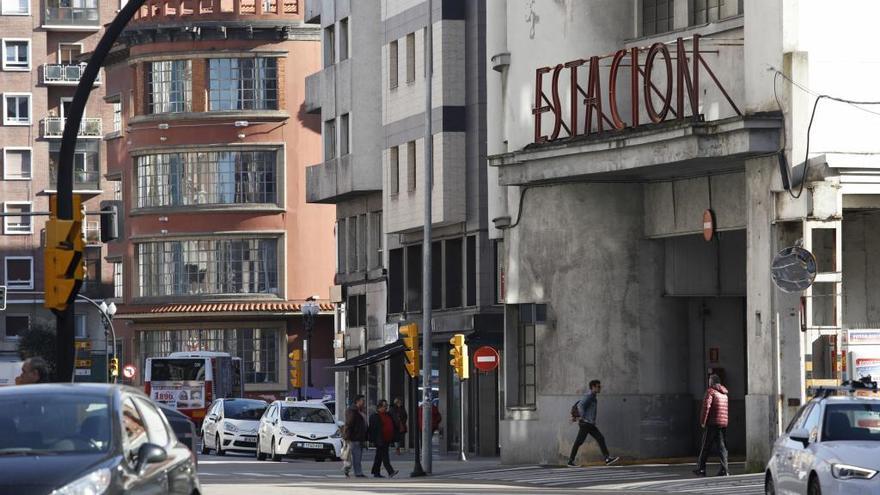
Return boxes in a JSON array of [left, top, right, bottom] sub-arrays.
[[302, 295, 320, 395], [98, 300, 117, 383]]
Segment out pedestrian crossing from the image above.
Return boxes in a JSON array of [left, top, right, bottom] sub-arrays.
[[442, 465, 678, 488], [587, 473, 765, 494]]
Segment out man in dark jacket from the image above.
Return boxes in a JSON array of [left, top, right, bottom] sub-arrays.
[[343, 395, 368, 478], [568, 379, 619, 467], [694, 374, 730, 477], [368, 400, 398, 478], [389, 397, 407, 455]]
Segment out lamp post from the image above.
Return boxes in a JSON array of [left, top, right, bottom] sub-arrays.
[[98, 301, 118, 383], [302, 296, 320, 396]]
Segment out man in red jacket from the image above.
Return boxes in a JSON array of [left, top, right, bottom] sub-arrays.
[[694, 374, 729, 477]]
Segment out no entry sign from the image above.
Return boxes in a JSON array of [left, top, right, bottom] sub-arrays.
[[123, 364, 137, 379], [472, 346, 500, 372]]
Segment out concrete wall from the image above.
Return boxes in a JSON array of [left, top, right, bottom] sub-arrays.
[[842, 211, 880, 328]]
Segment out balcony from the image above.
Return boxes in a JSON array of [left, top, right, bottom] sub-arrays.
[[131, 0, 300, 24], [303, 0, 319, 23], [306, 155, 382, 204], [43, 64, 101, 86], [304, 71, 321, 114], [43, 4, 100, 30], [43, 117, 102, 139], [48, 164, 101, 192]]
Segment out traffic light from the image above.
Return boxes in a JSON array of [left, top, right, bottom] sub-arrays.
[[109, 357, 119, 379], [99, 203, 119, 243], [449, 334, 469, 380], [289, 349, 303, 388], [44, 195, 84, 312], [400, 323, 419, 378]]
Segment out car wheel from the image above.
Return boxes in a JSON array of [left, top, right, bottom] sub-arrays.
[[256, 440, 267, 461], [215, 435, 225, 456], [808, 475, 822, 495], [764, 472, 775, 495], [270, 438, 282, 462]]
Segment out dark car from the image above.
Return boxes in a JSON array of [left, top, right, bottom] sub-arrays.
[[158, 404, 198, 459], [0, 383, 201, 495]]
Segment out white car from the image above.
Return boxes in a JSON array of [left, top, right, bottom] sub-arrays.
[[765, 393, 880, 495], [200, 398, 267, 455], [256, 399, 343, 462]]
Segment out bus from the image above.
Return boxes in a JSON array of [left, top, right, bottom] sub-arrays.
[[145, 351, 244, 426]]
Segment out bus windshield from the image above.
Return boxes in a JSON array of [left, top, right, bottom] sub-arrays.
[[151, 359, 205, 381]]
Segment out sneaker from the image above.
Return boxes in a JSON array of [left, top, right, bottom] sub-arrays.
[[716, 471, 729, 477], [343, 467, 350, 478], [566, 461, 578, 467], [693, 469, 706, 477], [604, 456, 620, 466], [389, 470, 399, 478]]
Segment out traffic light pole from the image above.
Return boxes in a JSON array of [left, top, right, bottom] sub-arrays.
[[421, 0, 434, 475], [54, 0, 146, 382]]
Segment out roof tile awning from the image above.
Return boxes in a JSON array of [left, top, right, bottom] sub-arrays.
[[326, 341, 404, 372], [117, 301, 335, 318]]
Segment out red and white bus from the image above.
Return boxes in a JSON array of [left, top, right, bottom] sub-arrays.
[[145, 351, 244, 426]]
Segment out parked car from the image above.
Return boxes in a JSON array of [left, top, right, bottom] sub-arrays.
[[256, 398, 342, 462], [158, 403, 198, 460], [765, 390, 880, 495], [0, 383, 200, 495], [200, 398, 267, 455]]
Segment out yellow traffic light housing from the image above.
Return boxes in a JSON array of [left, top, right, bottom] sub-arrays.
[[449, 333, 469, 380], [44, 195, 85, 312], [109, 357, 119, 378], [289, 349, 303, 388], [400, 323, 419, 378]]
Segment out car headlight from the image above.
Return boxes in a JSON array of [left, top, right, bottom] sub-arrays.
[[51, 467, 111, 495], [280, 426, 294, 436], [831, 464, 878, 480], [223, 422, 238, 433], [331, 428, 342, 439]]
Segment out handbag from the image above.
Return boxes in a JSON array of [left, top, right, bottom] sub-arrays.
[[340, 440, 352, 467]]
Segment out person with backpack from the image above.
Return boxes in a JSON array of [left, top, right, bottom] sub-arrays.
[[567, 379, 619, 467], [693, 374, 730, 477]]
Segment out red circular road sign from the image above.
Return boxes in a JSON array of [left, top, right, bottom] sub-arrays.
[[472, 346, 500, 372], [123, 365, 137, 379]]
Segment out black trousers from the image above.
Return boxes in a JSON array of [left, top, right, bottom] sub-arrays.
[[371, 445, 394, 476], [569, 422, 609, 462], [697, 426, 729, 473]]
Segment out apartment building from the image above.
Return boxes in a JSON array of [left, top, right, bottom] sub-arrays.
[[0, 0, 117, 381]]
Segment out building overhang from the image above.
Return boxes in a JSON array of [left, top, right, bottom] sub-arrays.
[[491, 114, 782, 185], [118, 301, 335, 321]]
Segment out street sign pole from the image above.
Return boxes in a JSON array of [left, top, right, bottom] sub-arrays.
[[421, 0, 434, 475]]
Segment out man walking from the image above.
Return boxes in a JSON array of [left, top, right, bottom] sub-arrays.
[[343, 395, 368, 478], [368, 400, 398, 478], [389, 397, 407, 455], [694, 374, 729, 476], [568, 379, 619, 467]]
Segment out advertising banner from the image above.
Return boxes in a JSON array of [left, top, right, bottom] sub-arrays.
[[150, 381, 205, 409]]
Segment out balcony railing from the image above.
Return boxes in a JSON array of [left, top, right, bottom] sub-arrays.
[[43, 117, 102, 138], [44, 6, 100, 27], [43, 64, 101, 85], [132, 0, 299, 23]]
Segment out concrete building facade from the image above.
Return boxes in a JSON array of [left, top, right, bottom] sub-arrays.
[[0, 0, 118, 381], [489, 0, 880, 469], [103, 0, 337, 400]]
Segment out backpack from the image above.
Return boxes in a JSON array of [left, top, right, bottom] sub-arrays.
[[570, 400, 581, 421]]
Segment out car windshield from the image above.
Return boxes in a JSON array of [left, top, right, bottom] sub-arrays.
[[280, 406, 334, 423], [224, 400, 267, 420], [823, 403, 880, 442], [0, 394, 111, 455], [150, 359, 205, 381]]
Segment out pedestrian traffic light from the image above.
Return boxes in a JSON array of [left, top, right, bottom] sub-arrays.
[[449, 333, 469, 380], [109, 357, 119, 379], [44, 195, 84, 312], [400, 323, 419, 378], [289, 349, 303, 388]]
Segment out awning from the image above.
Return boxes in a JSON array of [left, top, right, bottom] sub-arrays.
[[326, 341, 404, 372]]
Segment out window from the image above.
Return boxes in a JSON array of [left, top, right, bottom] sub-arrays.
[[405, 33, 415, 83], [75, 314, 87, 339], [324, 119, 336, 160], [5, 256, 33, 290], [517, 317, 536, 407], [339, 18, 349, 61], [134, 398, 171, 447], [208, 58, 278, 111], [347, 215, 357, 272], [2, 39, 30, 71], [49, 141, 100, 190], [642, 0, 674, 36], [388, 248, 404, 313], [406, 244, 422, 311], [122, 398, 148, 464], [466, 235, 477, 306], [113, 180, 122, 201], [339, 113, 350, 156], [5, 315, 28, 339], [114, 262, 123, 298], [136, 149, 278, 208], [58, 43, 82, 64], [83, 247, 101, 292], [147, 60, 191, 114], [3, 93, 30, 125], [324, 25, 335, 67], [138, 327, 281, 384], [389, 146, 399, 194], [137, 238, 279, 297], [389, 40, 398, 89], [802, 403, 822, 441], [3, 202, 31, 234], [1, 0, 29, 15], [406, 141, 416, 192], [446, 238, 463, 308], [369, 211, 382, 269], [112, 101, 122, 132], [3, 147, 31, 179], [691, 0, 720, 24], [357, 213, 367, 271], [346, 294, 366, 328], [336, 219, 347, 274]]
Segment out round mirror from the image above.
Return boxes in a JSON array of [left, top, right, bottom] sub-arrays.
[[771, 246, 817, 293]]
